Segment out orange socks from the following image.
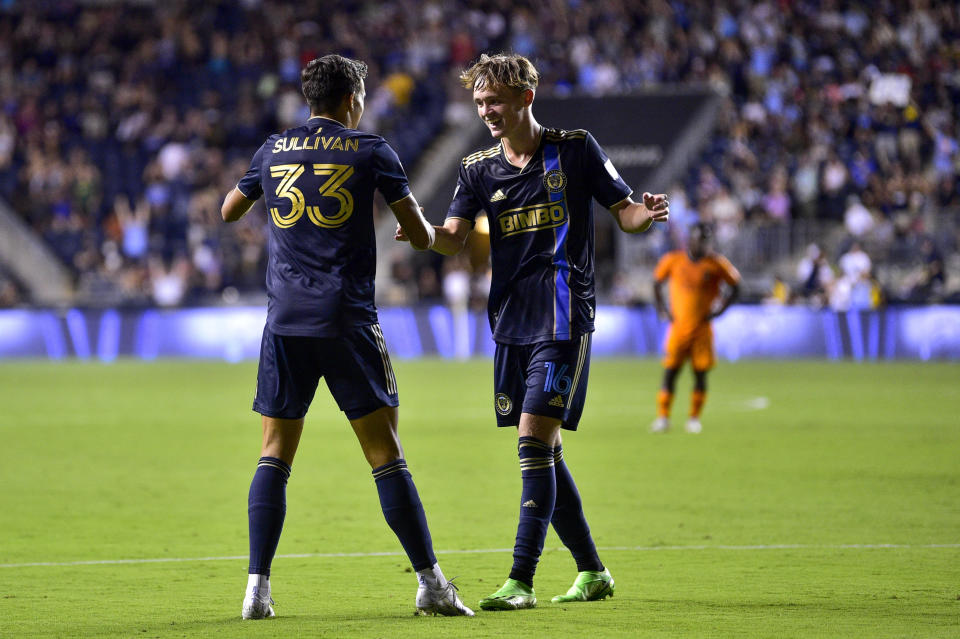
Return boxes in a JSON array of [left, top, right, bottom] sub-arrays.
[[690, 390, 706, 418], [657, 389, 673, 418], [658, 389, 707, 418]]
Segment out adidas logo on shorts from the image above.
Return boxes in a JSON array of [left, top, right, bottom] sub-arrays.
[[548, 395, 565, 407]]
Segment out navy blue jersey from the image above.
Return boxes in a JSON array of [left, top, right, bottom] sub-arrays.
[[447, 128, 632, 344], [238, 117, 410, 336]]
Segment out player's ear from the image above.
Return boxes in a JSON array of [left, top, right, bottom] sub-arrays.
[[522, 88, 535, 107]]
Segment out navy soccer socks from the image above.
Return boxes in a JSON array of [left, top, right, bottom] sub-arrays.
[[372, 459, 437, 571], [247, 456, 292, 576], [551, 445, 604, 573], [509, 436, 557, 587]]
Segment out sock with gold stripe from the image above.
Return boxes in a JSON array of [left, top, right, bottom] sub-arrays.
[[248, 456, 291, 576], [509, 436, 556, 587], [373, 459, 437, 571]]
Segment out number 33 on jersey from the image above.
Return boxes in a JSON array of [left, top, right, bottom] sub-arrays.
[[235, 116, 412, 336], [268, 163, 355, 228]]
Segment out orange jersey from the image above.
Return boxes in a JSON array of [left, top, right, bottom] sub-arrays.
[[654, 251, 740, 331]]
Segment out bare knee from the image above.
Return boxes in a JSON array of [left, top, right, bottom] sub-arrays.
[[350, 406, 404, 468], [518, 413, 562, 446], [260, 416, 304, 465]]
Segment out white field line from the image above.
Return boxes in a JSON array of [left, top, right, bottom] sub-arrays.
[[725, 396, 770, 411], [2, 543, 958, 569]]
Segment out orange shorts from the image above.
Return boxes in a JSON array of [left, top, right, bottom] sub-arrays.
[[662, 323, 714, 371]]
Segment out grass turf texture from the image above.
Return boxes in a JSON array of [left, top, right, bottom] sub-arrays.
[[0, 358, 958, 638]]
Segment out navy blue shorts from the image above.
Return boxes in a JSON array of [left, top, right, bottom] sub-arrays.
[[253, 324, 399, 420], [493, 333, 592, 431]]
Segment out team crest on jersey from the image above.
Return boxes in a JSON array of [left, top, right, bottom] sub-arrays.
[[495, 393, 513, 415], [543, 169, 567, 193]]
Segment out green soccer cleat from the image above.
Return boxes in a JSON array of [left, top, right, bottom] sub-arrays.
[[478, 578, 537, 611], [551, 568, 615, 603]]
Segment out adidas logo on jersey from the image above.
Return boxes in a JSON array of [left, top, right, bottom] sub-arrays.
[[522, 499, 538, 508], [548, 395, 565, 407], [490, 189, 506, 202]]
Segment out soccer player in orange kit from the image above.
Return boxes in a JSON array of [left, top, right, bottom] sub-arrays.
[[651, 223, 740, 433]]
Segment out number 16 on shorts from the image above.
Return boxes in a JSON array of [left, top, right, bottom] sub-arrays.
[[543, 362, 572, 395]]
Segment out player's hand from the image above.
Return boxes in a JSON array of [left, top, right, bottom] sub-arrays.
[[643, 192, 669, 222]]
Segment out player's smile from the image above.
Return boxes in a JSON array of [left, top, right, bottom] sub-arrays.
[[481, 108, 507, 135]]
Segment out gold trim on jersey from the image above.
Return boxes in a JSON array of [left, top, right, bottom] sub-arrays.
[[388, 194, 413, 206], [544, 129, 588, 142], [235, 183, 256, 200], [462, 144, 501, 167]]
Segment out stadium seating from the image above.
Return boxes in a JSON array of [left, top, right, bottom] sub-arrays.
[[0, 1, 956, 307]]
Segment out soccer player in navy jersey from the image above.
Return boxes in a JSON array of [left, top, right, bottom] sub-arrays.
[[221, 54, 473, 619], [397, 53, 669, 610]]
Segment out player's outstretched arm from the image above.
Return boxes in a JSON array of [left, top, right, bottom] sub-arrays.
[[389, 194, 436, 250], [395, 216, 471, 256], [221, 187, 256, 223], [609, 192, 669, 233]]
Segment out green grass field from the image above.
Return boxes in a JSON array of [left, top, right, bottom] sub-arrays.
[[1, 358, 958, 638]]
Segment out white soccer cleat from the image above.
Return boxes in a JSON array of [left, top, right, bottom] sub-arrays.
[[242, 576, 276, 619], [416, 576, 475, 616], [685, 418, 702, 434], [650, 416, 670, 433]]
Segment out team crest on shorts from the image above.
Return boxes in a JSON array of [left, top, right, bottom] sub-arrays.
[[543, 169, 567, 193], [495, 393, 513, 415]]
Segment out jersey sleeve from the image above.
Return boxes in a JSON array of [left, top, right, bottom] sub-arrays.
[[654, 253, 674, 281], [714, 254, 741, 285], [445, 162, 483, 226], [236, 141, 267, 200], [370, 140, 412, 204], [582, 131, 633, 208]]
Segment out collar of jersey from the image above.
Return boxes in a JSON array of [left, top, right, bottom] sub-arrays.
[[307, 115, 345, 128], [500, 126, 546, 174]]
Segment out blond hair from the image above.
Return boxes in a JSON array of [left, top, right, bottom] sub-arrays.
[[459, 53, 540, 93]]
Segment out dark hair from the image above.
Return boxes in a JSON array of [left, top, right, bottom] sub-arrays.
[[690, 222, 713, 239], [301, 54, 368, 114]]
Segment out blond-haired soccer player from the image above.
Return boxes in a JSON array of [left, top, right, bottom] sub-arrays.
[[652, 223, 740, 433], [397, 53, 669, 610]]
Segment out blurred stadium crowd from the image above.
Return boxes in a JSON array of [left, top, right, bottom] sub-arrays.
[[0, 0, 957, 309]]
